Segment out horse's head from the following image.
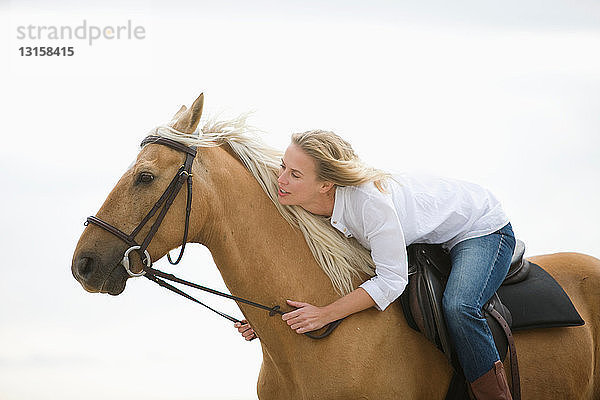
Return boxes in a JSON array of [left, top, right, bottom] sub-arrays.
[[71, 94, 207, 295]]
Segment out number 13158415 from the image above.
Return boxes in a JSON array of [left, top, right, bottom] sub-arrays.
[[19, 47, 75, 56]]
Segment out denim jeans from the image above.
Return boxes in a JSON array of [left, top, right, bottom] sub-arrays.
[[442, 222, 516, 382]]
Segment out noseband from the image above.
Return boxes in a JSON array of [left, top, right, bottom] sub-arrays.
[[84, 134, 342, 340]]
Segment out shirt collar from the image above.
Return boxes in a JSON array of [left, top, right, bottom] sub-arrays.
[[330, 185, 345, 231]]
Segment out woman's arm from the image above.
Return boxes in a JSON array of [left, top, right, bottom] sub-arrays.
[[282, 287, 375, 334], [283, 195, 408, 334]]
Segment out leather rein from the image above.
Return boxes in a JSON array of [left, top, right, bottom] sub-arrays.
[[85, 135, 342, 340]]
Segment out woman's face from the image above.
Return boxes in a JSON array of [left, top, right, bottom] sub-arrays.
[[277, 143, 329, 208]]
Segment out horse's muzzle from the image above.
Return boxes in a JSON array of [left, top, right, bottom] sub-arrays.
[[72, 251, 128, 295]]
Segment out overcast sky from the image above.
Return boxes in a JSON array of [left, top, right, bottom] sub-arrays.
[[1, 1, 599, 399]]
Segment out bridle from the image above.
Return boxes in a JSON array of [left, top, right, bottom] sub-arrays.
[[87, 135, 196, 274], [85, 135, 342, 339]]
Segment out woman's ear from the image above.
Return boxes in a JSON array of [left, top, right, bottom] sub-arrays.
[[319, 181, 335, 194]]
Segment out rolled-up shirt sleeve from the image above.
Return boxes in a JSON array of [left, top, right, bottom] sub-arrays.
[[358, 196, 409, 311]]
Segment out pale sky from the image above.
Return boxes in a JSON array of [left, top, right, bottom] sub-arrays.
[[1, 1, 599, 399]]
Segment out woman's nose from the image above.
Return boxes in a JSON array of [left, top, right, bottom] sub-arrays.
[[277, 171, 287, 185]]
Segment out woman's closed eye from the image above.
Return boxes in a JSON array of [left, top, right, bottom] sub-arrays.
[[280, 163, 301, 179]]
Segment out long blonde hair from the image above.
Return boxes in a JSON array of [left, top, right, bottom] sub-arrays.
[[150, 116, 376, 295], [291, 130, 391, 192]]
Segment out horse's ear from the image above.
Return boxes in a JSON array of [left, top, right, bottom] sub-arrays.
[[172, 105, 187, 120], [171, 93, 204, 134]]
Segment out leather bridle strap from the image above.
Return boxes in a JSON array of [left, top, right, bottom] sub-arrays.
[[137, 135, 196, 266], [143, 265, 344, 340], [167, 166, 193, 265], [86, 215, 137, 247], [86, 135, 197, 269], [145, 271, 242, 323]]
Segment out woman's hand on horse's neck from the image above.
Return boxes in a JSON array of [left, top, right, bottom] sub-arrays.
[[283, 287, 376, 334]]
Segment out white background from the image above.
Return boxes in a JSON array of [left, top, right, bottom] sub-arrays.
[[1, 1, 599, 399]]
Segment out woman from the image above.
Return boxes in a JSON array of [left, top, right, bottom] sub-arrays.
[[235, 129, 516, 399]]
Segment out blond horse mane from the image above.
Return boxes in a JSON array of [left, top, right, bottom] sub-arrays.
[[147, 114, 375, 295]]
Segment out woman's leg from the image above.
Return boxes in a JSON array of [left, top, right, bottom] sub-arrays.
[[442, 222, 516, 383]]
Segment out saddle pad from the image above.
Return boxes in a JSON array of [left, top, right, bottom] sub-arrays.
[[496, 261, 584, 331]]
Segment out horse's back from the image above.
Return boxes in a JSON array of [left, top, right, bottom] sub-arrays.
[[513, 252, 600, 399]]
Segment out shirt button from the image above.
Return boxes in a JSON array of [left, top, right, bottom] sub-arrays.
[[333, 221, 337, 224], [343, 228, 347, 232]]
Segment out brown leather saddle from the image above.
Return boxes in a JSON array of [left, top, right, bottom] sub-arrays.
[[401, 240, 529, 400]]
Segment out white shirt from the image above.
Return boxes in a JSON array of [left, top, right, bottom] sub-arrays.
[[329, 172, 510, 311]]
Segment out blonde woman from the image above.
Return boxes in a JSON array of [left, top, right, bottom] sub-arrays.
[[235, 130, 516, 399]]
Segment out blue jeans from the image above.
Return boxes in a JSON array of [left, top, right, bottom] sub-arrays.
[[442, 222, 516, 382]]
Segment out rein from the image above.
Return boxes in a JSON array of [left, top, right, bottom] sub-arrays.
[[85, 135, 342, 340]]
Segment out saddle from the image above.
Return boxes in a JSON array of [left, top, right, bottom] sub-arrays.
[[401, 239, 585, 400], [402, 241, 529, 400]]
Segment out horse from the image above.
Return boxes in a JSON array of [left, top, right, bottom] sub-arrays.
[[72, 93, 600, 399]]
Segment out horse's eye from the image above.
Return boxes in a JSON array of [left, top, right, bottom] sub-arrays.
[[139, 172, 154, 183]]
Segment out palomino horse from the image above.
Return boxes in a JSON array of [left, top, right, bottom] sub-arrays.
[[72, 94, 600, 399]]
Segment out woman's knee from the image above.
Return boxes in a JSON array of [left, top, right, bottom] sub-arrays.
[[442, 294, 480, 323]]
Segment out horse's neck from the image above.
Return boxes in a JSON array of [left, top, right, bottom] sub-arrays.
[[193, 147, 339, 336], [186, 148, 436, 390]]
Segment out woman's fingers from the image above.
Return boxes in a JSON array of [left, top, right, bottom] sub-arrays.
[[282, 299, 310, 321], [283, 314, 302, 325], [281, 309, 301, 321], [238, 325, 252, 334], [233, 320, 258, 341], [287, 299, 308, 307], [290, 321, 314, 331], [234, 319, 248, 328], [241, 325, 256, 341]]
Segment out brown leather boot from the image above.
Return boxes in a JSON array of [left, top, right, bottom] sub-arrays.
[[470, 360, 513, 400]]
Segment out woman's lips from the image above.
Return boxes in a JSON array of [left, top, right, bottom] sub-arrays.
[[278, 187, 290, 196]]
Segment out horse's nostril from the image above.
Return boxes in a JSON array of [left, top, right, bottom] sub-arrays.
[[76, 256, 94, 280]]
